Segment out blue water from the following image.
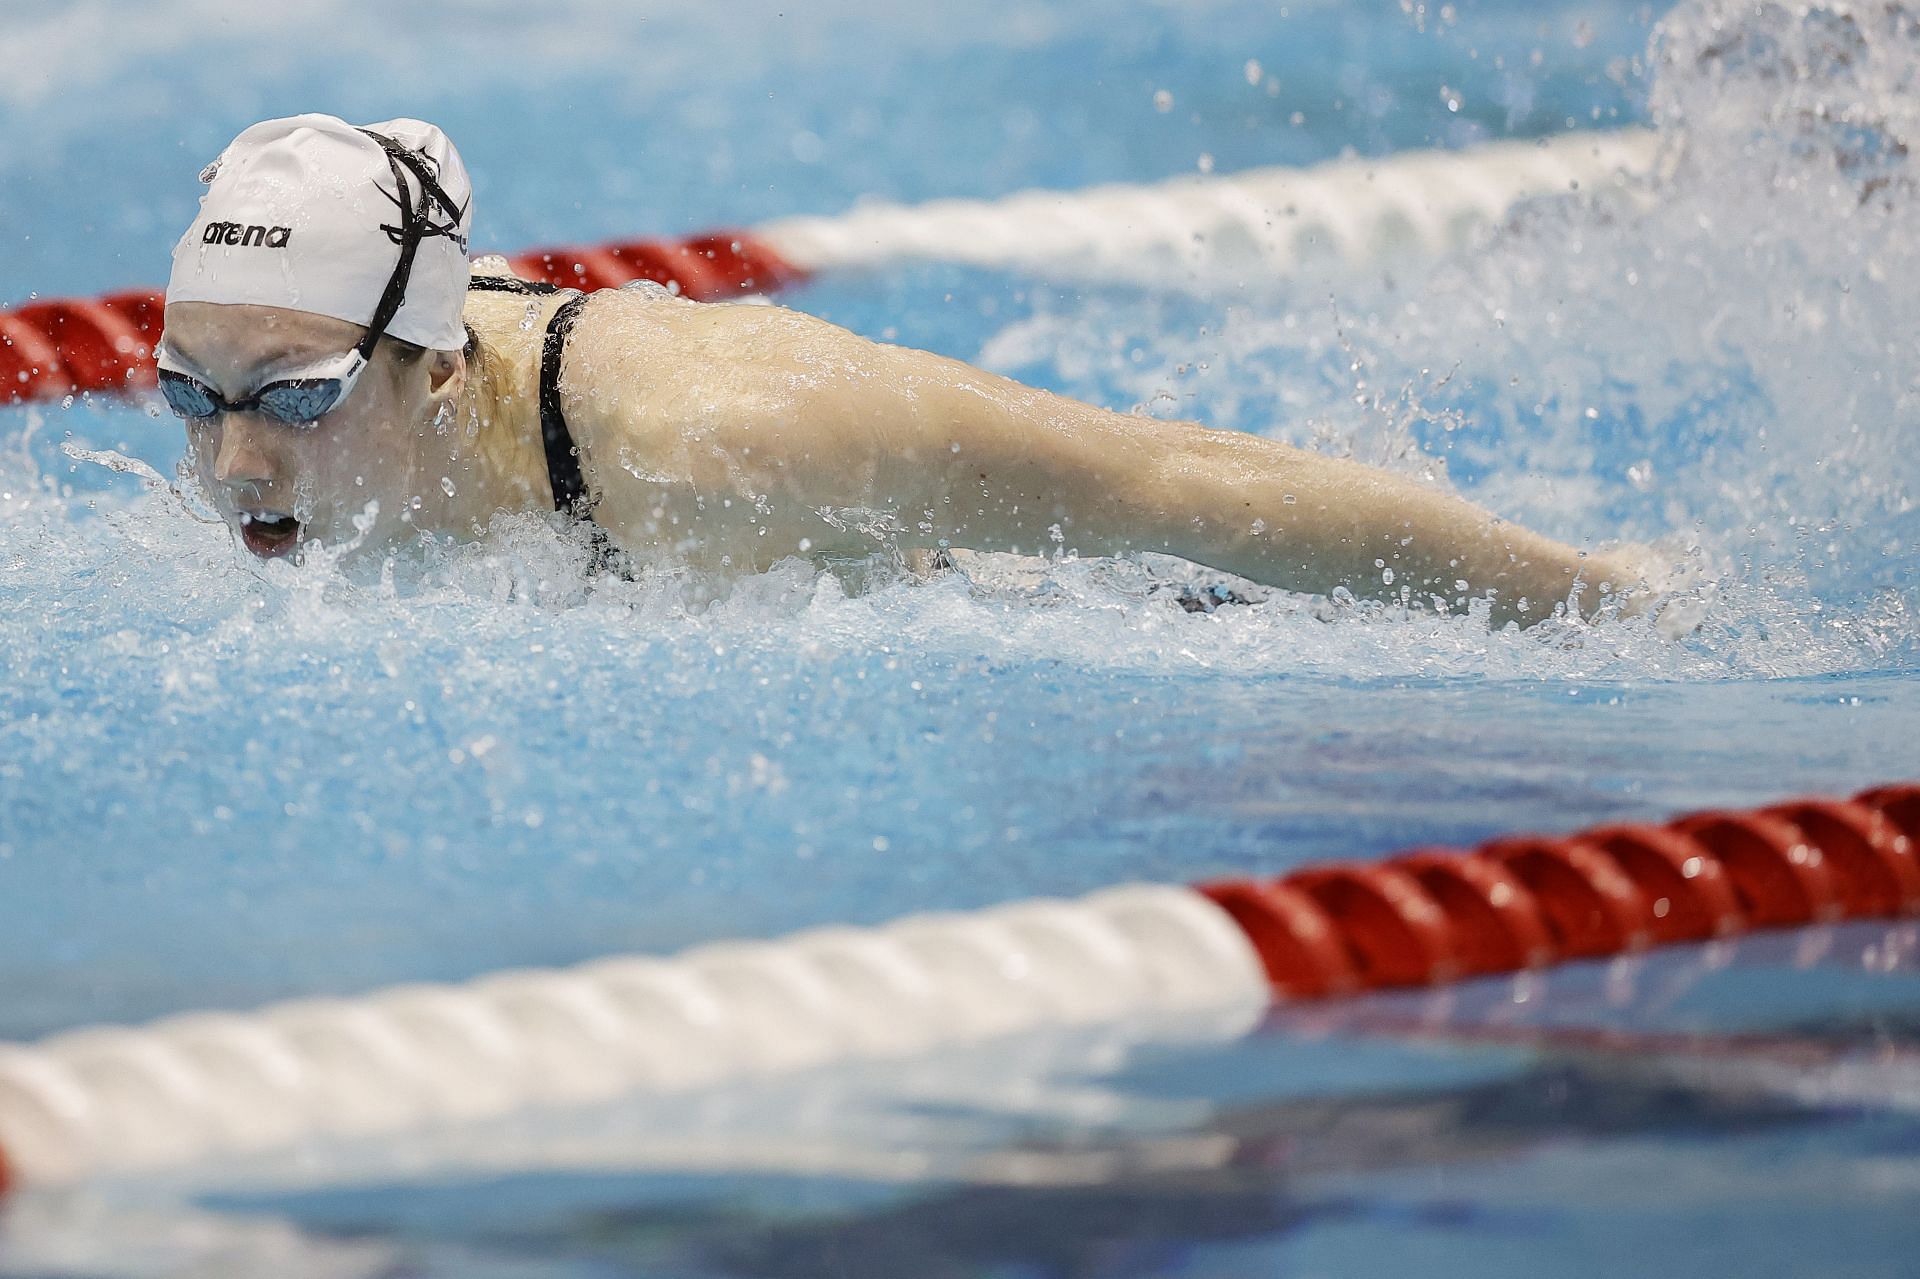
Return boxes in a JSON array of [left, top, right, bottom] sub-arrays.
[[3, 0, 1920, 1273]]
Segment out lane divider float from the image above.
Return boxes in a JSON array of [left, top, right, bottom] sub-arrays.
[[0, 779, 1911, 1194], [0, 128, 1659, 408]]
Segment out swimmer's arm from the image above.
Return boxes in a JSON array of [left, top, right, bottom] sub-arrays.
[[776, 329, 1632, 626], [567, 299, 1633, 623], [1019, 412, 1631, 627]]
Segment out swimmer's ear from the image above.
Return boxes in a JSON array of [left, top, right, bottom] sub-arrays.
[[422, 347, 467, 423]]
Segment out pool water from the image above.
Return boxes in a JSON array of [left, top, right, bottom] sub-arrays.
[[2, 0, 1918, 1273]]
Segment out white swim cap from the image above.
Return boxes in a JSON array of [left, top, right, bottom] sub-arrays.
[[166, 114, 473, 351]]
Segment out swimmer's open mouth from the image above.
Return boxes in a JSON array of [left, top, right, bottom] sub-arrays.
[[239, 510, 303, 558]]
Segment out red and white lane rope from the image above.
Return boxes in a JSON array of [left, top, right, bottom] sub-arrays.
[[0, 780, 1912, 1193], [0, 129, 1659, 409]]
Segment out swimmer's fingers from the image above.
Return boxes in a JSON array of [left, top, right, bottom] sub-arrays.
[[1592, 542, 1713, 638]]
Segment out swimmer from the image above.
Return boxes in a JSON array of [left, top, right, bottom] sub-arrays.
[[160, 115, 1664, 628]]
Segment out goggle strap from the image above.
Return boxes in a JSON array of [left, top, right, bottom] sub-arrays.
[[354, 130, 470, 362], [357, 144, 417, 361]]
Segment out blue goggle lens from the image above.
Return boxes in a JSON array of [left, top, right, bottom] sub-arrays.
[[254, 379, 348, 424], [157, 370, 220, 420]]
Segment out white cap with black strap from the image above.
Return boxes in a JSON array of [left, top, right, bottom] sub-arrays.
[[166, 113, 473, 352]]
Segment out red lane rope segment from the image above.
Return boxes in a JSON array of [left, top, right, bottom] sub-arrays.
[[1391, 850, 1555, 977], [504, 232, 802, 297], [0, 234, 803, 407], [1198, 782, 1920, 1000], [1199, 879, 1358, 999]]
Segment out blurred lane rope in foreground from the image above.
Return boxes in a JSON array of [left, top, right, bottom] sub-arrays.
[[0, 778, 1910, 1193]]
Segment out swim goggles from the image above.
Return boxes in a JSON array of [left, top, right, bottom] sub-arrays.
[[156, 345, 373, 426], [157, 130, 468, 428]]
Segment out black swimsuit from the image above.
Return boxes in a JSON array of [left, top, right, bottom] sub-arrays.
[[468, 275, 619, 567]]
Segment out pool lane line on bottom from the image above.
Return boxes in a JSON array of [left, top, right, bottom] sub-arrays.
[[0, 128, 1660, 408], [0, 780, 1912, 1194]]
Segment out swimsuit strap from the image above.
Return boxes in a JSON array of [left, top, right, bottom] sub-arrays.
[[539, 292, 595, 519], [468, 274, 562, 296], [470, 276, 592, 514], [476, 276, 620, 570]]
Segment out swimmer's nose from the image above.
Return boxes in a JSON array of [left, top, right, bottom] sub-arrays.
[[212, 415, 276, 490]]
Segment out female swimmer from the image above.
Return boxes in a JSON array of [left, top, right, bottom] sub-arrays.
[[160, 115, 1661, 628]]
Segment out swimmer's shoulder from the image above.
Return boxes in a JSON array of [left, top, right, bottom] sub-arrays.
[[560, 273, 855, 394], [463, 255, 850, 362], [461, 259, 885, 443]]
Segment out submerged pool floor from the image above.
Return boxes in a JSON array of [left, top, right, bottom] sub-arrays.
[[2, 0, 1918, 1273]]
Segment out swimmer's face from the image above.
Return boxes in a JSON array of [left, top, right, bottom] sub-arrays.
[[163, 302, 465, 560]]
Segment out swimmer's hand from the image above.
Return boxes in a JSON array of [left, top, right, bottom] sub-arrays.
[[1594, 542, 1713, 639]]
